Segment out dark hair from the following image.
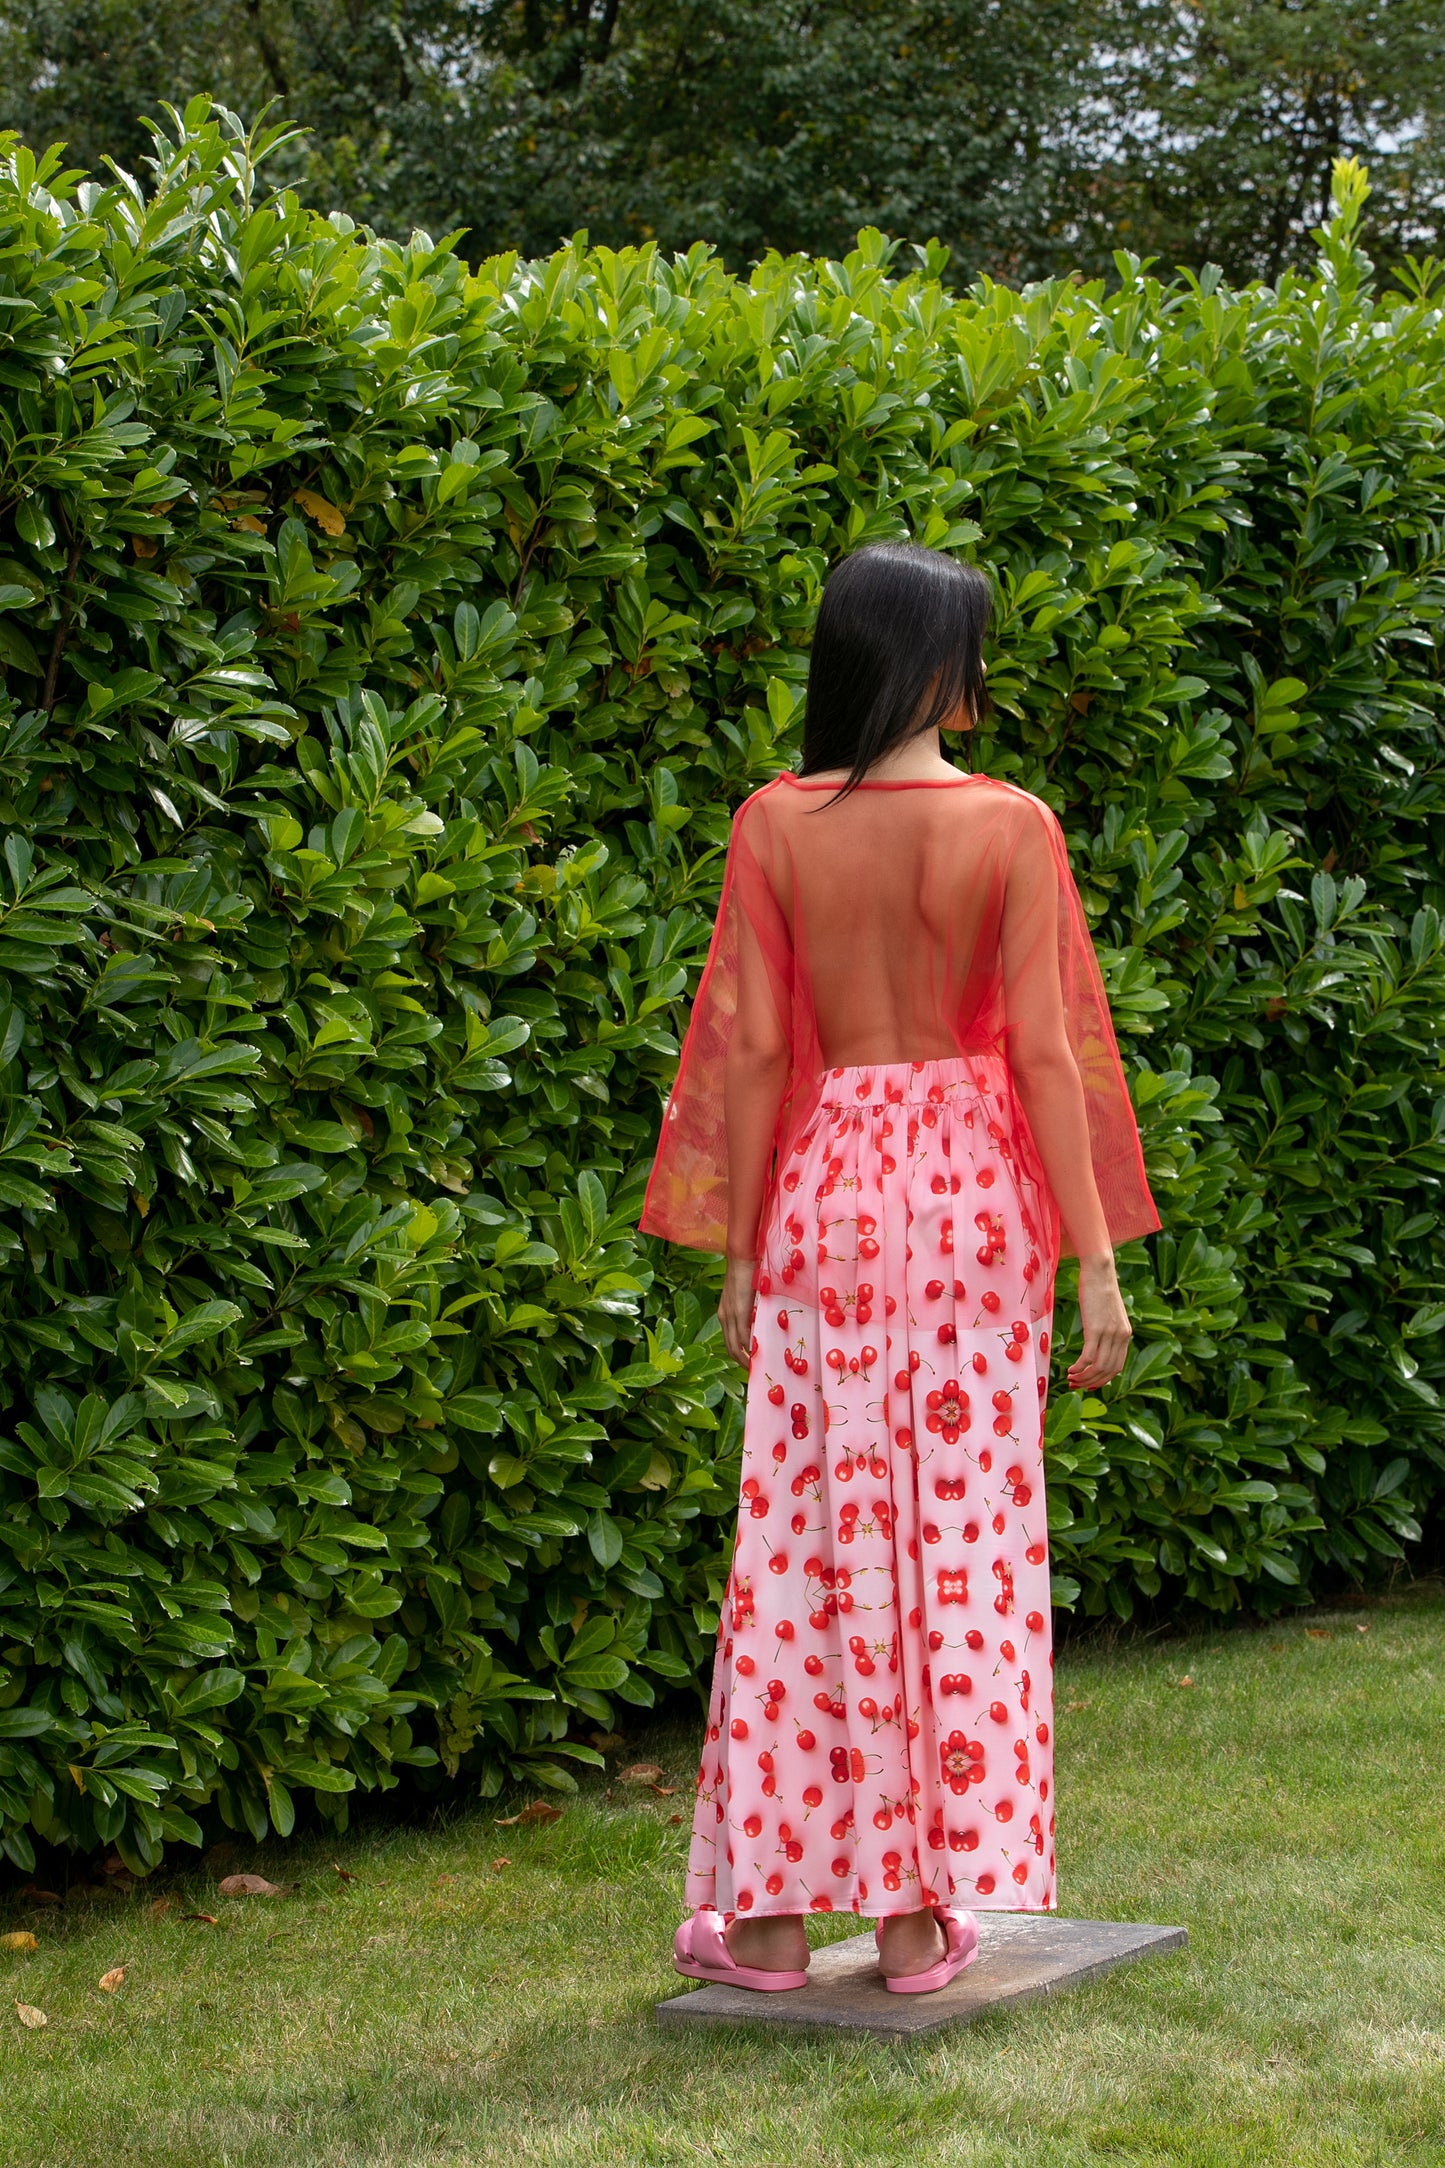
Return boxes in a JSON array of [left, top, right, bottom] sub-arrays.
[[799, 543, 992, 804]]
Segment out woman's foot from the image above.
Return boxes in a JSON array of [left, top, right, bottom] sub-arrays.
[[724, 1914, 810, 1974], [876, 1908, 947, 1979]]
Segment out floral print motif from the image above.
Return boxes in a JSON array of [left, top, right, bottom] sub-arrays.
[[685, 1055, 1058, 1921]]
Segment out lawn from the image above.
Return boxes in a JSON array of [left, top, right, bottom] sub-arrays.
[[7, 1576, 1444, 2168]]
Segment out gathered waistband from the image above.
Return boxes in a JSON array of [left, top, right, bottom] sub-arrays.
[[815, 1055, 1001, 1108]]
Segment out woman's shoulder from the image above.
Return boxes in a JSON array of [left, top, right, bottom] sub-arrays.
[[965, 774, 1064, 835]]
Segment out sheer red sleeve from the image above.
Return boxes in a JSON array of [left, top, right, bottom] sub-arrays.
[[638, 790, 794, 1254], [999, 792, 1160, 1256]]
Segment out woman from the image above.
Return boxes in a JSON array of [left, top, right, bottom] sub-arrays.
[[639, 542, 1159, 1996]]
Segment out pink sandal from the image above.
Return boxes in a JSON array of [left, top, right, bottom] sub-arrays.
[[875, 1905, 980, 1994], [673, 1909, 809, 1992]]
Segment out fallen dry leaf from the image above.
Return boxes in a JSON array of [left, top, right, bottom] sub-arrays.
[[1305, 1628, 1333, 1640], [291, 488, 346, 537], [15, 2002, 46, 2029], [495, 1800, 564, 1827], [19, 1888, 61, 1909], [216, 1874, 290, 1899], [617, 1762, 666, 1786], [149, 1898, 174, 1919], [491, 1857, 512, 1873], [669, 1814, 683, 1826], [182, 1912, 219, 1926], [434, 1874, 455, 1885], [1268, 1641, 1285, 1651], [0, 1932, 38, 1952], [1064, 1698, 1090, 1712], [1356, 1622, 1370, 1633], [588, 1730, 626, 1751], [98, 1966, 126, 1993], [1175, 1675, 1195, 1688], [648, 1784, 678, 1798], [331, 1863, 357, 1883]]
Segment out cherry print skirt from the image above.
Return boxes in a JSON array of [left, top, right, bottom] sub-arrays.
[[685, 1054, 1060, 1922]]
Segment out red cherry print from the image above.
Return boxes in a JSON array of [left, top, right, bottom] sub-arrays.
[[766, 1872, 785, 1896], [992, 1390, 1011, 1412], [979, 1449, 992, 1473], [797, 1729, 816, 1751], [805, 1654, 824, 1676], [922, 1522, 941, 1545], [928, 1629, 944, 1651], [1026, 1541, 1047, 1565], [792, 1512, 807, 1534], [1001, 1638, 1016, 1661], [744, 1813, 763, 1837], [1005, 1342, 1025, 1364], [742, 1477, 759, 1500], [860, 1346, 877, 1367], [737, 1655, 756, 1677], [768, 1383, 785, 1406], [981, 1290, 1001, 1314], [925, 1279, 945, 1300], [736, 1889, 754, 1909], [963, 1520, 980, 1543], [965, 1629, 984, 1650], [1026, 1610, 1045, 1633], [750, 1496, 770, 1516], [1012, 1321, 1029, 1343], [772, 1442, 788, 1464], [731, 1718, 749, 1739], [977, 1167, 995, 1189], [769, 1553, 788, 1574], [972, 1351, 988, 1375], [776, 1620, 795, 1641], [1040, 1331, 1050, 1355], [976, 1874, 996, 1895]]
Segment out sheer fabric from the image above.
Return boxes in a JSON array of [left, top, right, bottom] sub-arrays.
[[639, 772, 1159, 1265]]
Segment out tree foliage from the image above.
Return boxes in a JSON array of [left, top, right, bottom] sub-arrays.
[[1, 1, 1442, 283], [0, 113, 1441, 1869]]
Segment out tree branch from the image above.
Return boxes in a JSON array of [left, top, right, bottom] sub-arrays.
[[244, 0, 291, 99], [41, 524, 87, 716]]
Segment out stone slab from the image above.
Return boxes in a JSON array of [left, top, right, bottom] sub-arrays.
[[655, 1912, 1188, 2038]]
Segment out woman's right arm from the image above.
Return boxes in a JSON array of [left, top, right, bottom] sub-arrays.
[[1000, 805, 1133, 1391]]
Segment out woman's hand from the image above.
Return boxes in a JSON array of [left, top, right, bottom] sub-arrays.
[[718, 1255, 758, 1369], [1066, 1253, 1133, 1391]]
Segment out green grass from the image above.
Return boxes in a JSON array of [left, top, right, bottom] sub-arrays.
[[7, 1578, 1445, 2168]]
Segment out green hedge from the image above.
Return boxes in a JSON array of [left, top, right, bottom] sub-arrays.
[[0, 107, 1441, 1870]]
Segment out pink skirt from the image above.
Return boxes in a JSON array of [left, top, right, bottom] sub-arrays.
[[685, 1054, 1060, 1920]]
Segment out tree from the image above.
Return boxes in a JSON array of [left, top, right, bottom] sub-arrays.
[[1080, 0, 1445, 282], [0, 0, 1441, 286]]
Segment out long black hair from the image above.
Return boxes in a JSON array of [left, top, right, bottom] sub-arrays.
[[799, 543, 992, 804]]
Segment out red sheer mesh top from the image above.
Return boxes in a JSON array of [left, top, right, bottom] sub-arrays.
[[638, 771, 1160, 1263]]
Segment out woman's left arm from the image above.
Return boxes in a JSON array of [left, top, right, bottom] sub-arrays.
[[719, 905, 789, 1366]]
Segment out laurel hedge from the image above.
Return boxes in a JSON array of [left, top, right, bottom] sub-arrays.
[[0, 106, 1441, 1869]]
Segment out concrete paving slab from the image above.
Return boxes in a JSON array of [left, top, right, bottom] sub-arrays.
[[655, 1912, 1188, 2038]]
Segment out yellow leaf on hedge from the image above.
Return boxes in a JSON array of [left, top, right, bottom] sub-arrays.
[[291, 488, 346, 537]]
